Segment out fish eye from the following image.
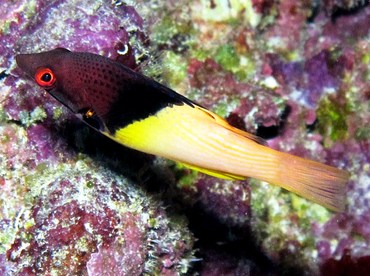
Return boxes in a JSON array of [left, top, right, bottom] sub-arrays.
[[35, 67, 56, 87]]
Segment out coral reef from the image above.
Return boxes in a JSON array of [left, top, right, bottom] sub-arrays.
[[0, 0, 369, 275]]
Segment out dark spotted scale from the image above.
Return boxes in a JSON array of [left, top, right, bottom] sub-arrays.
[[69, 51, 195, 133]]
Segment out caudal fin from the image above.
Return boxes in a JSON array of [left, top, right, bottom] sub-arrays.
[[274, 152, 349, 212]]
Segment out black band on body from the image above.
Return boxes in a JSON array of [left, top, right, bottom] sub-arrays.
[[103, 73, 194, 134]]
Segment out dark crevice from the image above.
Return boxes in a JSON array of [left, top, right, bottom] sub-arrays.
[[330, 0, 369, 21], [256, 125, 280, 140], [57, 120, 154, 183], [256, 105, 291, 140], [185, 204, 277, 275], [307, 0, 321, 23], [6, 119, 24, 127], [0, 70, 9, 81], [306, 119, 318, 133]]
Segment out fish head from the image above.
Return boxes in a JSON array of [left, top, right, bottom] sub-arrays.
[[15, 48, 90, 114], [15, 48, 123, 131]]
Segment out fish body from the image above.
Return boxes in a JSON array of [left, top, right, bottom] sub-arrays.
[[15, 48, 349, 211]]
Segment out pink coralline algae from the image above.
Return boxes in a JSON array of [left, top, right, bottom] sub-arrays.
[[1, 0, 370, 275], [2, 162, 194, 275], [266, 49, 351, 107], [87, 212, 147, 275], [188, 58, 252, 108], [195, 176, 252, 225]]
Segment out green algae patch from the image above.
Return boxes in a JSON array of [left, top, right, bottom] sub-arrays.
[[191, 0, 260, 27], [191, 48, 213, 61], [0, 226, 15, 253], [173, 163, 199, 189], [212, 97, 240, 118], [214, 44, 255, 80], [161, 51, 188, 88], [316, 96, 349, 144], [86, 180, 94, 188], [151, 15, 193, 47], [23, 163, 70, 205], [215, 45, 239, 72], [0, 109, 7, 123], [148, 217, 158, 228], [19, 106, 47, 127], [290, 194, 330, 224], [356, 126, 370, 140], [52, 106, 64, 120], [361, 52, 370, 81]]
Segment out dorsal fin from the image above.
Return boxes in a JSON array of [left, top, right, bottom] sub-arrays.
[[194, 105, 267, 146]]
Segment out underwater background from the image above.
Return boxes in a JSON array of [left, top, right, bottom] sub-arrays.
[[0, 0, 369, 275]]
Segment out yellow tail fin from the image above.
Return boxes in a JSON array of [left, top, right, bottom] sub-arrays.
[[272, 152, 349, 211], [109, 103, 348, 212]]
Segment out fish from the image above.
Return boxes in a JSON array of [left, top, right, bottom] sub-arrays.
[[15, 48, 349, 211]]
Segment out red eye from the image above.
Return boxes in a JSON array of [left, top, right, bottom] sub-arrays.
[[35, 68, 56, 87]]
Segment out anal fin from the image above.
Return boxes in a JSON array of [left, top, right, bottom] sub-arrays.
[[180, 162, 246, 180]]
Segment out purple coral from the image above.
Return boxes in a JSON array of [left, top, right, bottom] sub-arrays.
[[195, 176, 252, 225], [188, 58, 251, 109], [87, 213, 146, 276], [266, 49, 351, 107]]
